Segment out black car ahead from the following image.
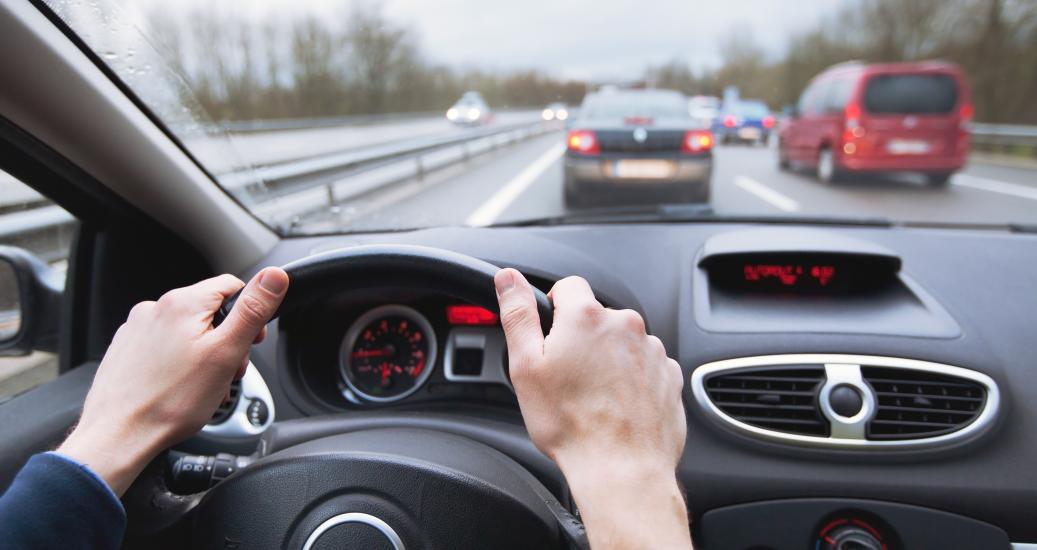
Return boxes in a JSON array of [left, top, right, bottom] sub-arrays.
[[564, 89, 713, 207]]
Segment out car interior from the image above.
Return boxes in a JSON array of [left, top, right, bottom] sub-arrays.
[[1, 1, 1036, 549]]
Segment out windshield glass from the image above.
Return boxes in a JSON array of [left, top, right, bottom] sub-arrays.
[[42, 0, 1037, 233]]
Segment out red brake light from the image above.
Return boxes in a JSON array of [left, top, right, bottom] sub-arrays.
[[446, 305, 499, 326], [682, 130, 714, 153], [762, 115, 776, 129], [723, 115, 737, 128], [567, 130, 600, 154], [959, 102, 974, 131], [624, 117, 654, 126], [844, 102, 861, 129], [960, 103, 974, 121]]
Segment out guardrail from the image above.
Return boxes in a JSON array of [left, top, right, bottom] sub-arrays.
[[215, 111, 443, 134], [0, 118, 556, 258], [970, 123, 1037, 157], [234, 120, 554, 229]]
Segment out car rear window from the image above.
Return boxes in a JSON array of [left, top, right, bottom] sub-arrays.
[[583, 93, 689, 120], [863, 74, 959, 114], [737, 101, 770, 118]]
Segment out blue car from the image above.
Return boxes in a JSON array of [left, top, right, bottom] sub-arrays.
[[713, 100, 776, 145]]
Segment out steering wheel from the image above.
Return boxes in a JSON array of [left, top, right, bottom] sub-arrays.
[[175, 245, 583, 549]]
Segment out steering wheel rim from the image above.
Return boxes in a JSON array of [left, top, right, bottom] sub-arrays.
[[155, 246, 579, 549], [214, 244, 554, 333]]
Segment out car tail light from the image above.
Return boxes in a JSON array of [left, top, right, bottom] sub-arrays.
[[447, 305, 499, 325], [723, 115, 737, 128], [762, 115, 776, 129], [844, 102, 861, 130], [682, 130, 714, 153], [624, 116, 654, 126], [959, 102, 974, 130], [567, 130, 600, 155]]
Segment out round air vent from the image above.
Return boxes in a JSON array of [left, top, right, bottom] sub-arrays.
[[691, 354, 999, 449]]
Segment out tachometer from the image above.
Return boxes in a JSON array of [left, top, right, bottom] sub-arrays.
[[339, 305, 437, 403]]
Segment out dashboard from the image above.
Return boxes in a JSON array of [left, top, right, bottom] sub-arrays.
[[227, 222, 1037, 548]]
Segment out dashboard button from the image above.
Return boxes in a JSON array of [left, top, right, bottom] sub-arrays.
[[247, 399, 269, 426], [829, 384, 864, 417]]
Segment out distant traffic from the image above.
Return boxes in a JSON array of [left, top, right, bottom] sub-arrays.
[[441, 59, 974, 208]]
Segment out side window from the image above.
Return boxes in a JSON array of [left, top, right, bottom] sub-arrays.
[[0, 169, 77, 402], [824, 76, 856, 114], [796, 83, 814, 115], [799, 79, 830, 116]]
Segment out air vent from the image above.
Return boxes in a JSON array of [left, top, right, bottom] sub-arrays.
[[704, 367, 828, 437], [863, 366, 986, 440], [692, 355, 1000, 449], [209, 379, 242, 425]]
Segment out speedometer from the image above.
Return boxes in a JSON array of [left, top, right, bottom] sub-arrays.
[[339, 305, 437, 403]]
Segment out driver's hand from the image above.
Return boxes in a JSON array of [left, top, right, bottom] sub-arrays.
[[495, 268, 692, 549], [58, 267, 288, 496]]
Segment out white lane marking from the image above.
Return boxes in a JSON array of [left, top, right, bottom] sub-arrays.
[[733, 176, 800, 212], [465, 143, 566, 226], [953, 174, 1037, 202]]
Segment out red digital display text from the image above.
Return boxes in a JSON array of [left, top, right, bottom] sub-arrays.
[[743, 264, 837, 287]]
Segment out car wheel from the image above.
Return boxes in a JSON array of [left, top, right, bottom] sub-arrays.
[[563, 179, 583, 208], [778, 142, 790, 170], [817, 147, 839, 183], [927, 172, 952, 187]]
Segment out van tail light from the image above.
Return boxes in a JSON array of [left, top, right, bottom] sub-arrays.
[[959, 102, 974, 131], [723, 115, 737, 128], [682, 130, 714, 153], [762, 115, 776, 129], [567, 130, 600, 155], [844, 102, 861, 130]]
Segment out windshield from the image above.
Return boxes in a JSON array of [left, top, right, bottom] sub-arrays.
[[42, 0, 1037, 233]]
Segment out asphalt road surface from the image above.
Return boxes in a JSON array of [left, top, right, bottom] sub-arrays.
[[298, 131, 1037, 232]]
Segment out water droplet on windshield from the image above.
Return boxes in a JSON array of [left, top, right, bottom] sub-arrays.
[[102, 51, 118, 60]]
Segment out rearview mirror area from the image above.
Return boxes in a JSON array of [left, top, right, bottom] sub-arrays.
[[0, 246, 62, 356]]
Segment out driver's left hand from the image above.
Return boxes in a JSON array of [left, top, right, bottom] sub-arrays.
[[58, 267, 288, 496]]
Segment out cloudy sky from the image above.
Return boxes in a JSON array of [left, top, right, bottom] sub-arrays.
[[121, 0, 851, 80]]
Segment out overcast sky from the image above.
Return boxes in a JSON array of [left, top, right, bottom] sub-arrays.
[[125, 0, 850, 80]]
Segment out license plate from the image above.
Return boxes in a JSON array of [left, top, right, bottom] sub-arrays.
[[738, 127, 762, 140], [886, 139, 930, 154], [614, 160, 673, 179]]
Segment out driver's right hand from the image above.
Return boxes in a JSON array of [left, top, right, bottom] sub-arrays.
[[494, 268, 692, 549]]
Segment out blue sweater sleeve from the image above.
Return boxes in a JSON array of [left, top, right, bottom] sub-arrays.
[[0, 452, 126, 550]]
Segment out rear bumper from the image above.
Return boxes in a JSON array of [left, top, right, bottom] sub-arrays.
[[714, 125, 769, 142], [564, 153, 712, 203], [839, 153, 966, 173], [565, 153, 712, 185]]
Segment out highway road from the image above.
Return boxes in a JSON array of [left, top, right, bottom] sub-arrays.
[[296, 131, 1037, 233]]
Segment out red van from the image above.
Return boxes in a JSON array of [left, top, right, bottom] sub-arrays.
[[778, 61, 972, 185]]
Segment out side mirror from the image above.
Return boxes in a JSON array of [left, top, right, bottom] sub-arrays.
[[0, 246, 62, 356], [783, 105, 799, 119]]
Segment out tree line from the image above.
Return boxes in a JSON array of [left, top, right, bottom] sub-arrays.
[[647, 0, 1037, 124], [149, 0, 1036, 124], [147, 7, 587, 121]]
